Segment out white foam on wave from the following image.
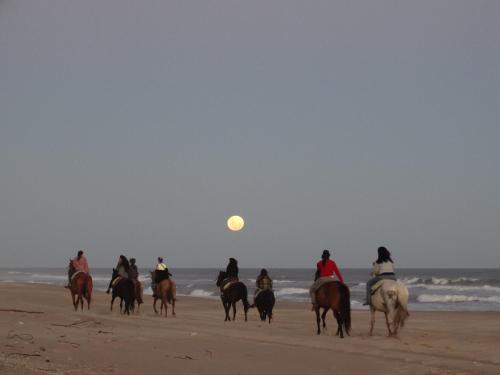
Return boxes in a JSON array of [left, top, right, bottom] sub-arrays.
[[275, 287, 309, 297], [401, 277, 421, 285], [273, 280, 295, 284], [31, 274, 67, 280], [189, 289, 214, 297], [409, 284, 500, 293], [418, 294, 500, 304]]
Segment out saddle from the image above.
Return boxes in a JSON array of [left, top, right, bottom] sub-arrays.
[[70, 270, 86, 282], [221, 277, 238, 291], [111, 276, 123, 288], [370, 280, 386, 295], [315, 278, 338, 290]]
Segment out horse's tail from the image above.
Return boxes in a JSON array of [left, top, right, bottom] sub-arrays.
[[86, 276, 93, 304], [339, 283, 351, 335], [394, 283, 410, 329]]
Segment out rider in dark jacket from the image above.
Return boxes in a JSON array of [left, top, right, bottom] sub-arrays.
[[226, 258, 239, 279]]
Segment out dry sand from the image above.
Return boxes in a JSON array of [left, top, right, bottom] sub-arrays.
[[1, 283, 499, 374]]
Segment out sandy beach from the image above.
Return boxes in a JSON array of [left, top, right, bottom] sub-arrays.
[[1, 283, 499, 375]]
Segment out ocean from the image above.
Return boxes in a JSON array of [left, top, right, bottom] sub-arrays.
[[1, 268, 499, 312]]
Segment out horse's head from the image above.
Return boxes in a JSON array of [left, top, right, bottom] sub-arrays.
[[216, 271, 226, 287]]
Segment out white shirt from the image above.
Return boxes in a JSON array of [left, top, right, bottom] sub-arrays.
[[372, 261, 394, 276]]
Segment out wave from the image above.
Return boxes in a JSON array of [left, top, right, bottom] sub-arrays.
[[417, 294, 500, 304], [275, 287, 309, 297], [400, 277, 481, 286], [31, 274, 67, 280], [189, 289, 214, 297], [408, 284, 500, 293]]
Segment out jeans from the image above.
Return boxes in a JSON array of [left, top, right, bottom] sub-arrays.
[[366, 274, 397, 304]]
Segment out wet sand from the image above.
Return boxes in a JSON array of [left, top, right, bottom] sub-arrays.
[[1, 283, 499, 374]]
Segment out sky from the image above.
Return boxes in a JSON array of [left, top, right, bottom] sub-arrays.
[[1, 0, 499, 268]]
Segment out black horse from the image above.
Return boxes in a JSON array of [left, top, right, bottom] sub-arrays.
[[253, 289, 275, 324], [109, 269, 136, 315], [216, 271, 250, 322]]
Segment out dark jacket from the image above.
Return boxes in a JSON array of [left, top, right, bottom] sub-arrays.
[[226, 262, 239, 278]]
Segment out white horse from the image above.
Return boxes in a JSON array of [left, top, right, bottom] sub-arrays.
[[369, 280, 409, 336]]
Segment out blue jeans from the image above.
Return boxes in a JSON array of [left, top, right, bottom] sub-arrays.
[[366, 274, 397, 304]]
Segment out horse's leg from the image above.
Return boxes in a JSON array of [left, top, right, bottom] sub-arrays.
[[333, 310, 341, 336], [221, 296, 229, 321], [384, 312, 393, 336], [153, 297, 158, 314], [243, 301, 248, 322], [71, 292, 77, 311], [232, 302, 236, 321], [334, 310, 344, 338], [321, 308, 329, 330], [171, 296, 176, 317], [110, 295, 115, 312], [79, 293, 84, 311], [369, 307, 376, 336], [315, 307, 321, 335], [162, 296, 168, 318]]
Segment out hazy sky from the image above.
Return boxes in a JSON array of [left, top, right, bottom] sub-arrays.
[[1, 0, 499, 268]]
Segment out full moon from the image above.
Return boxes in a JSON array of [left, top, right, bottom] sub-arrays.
[[227, 215, 245, 232]]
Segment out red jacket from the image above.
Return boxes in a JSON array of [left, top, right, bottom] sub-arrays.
[[317, 259, 344, 283]]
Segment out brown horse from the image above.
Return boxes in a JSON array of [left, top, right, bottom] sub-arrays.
[[151, 271, 176, 317], [68, 261, 93, 311], [313, 281, 351, 338], [216, 271, 249, 322]]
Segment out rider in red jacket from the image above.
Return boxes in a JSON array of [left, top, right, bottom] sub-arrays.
[[310, 249, 344, 309]]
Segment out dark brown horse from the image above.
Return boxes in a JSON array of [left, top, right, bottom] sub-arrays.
[[313, 281, 351, 338], [109, 269, 135, 315], [253, 289, 275, 324], [216, 271, 249, 322], [68, 260, 93, 311]]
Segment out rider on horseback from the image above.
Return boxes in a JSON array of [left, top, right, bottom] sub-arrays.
[[364, 247, 397, 305], [221, 258, 239, 290], [129, 258, 143, 304], [106, 255, 130, 294], [254, 269, 273, 301], [151, 257, 172, 297], [309, 249, 344, 310], [66, 250, 89, 288]]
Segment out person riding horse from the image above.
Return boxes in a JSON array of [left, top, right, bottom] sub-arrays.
[[309, 250, 344, 310], [66, 250, 90, 288], [151, 257, 172, 298], [106, 255, 130, 294], [129, 258, 143, 304], [364, 246, 397, 305], [220, 257, 239, 292], [254, 269, 273, 301]]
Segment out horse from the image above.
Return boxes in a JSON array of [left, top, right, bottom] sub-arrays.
[[151, 271, 177, 317], [109, 269, 136, 315], [369, 279, 409, 337], [313, 281, 351, 338], [253, 289, 275, 324], [216, 271, 250, 322], [68, 261, 93, 311]]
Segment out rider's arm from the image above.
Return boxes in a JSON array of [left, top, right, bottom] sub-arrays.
[[332, 261, 344, 284]]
